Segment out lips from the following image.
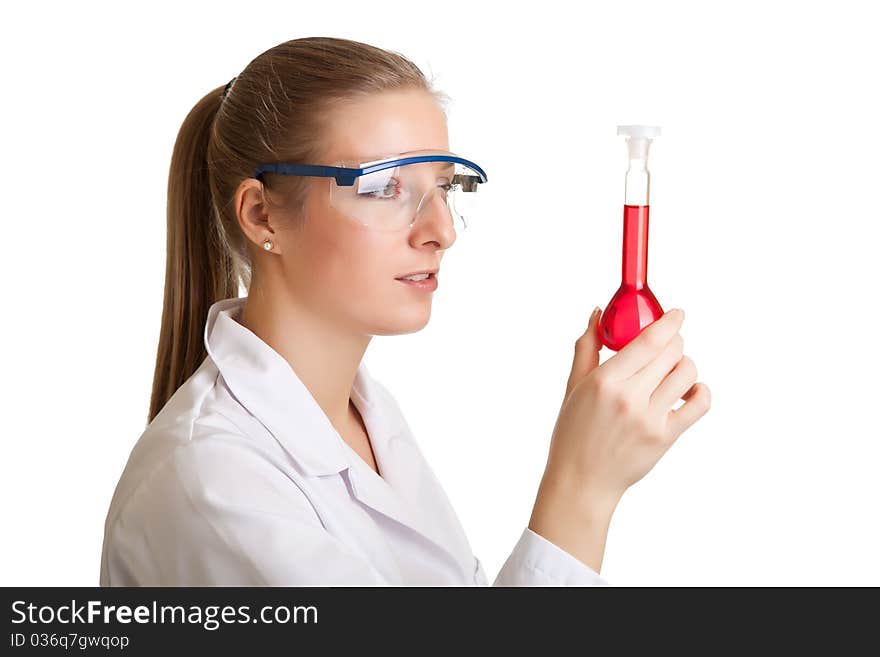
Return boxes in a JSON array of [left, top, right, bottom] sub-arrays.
[[395, 269, 439, 280], [395, 272, 439, 291]]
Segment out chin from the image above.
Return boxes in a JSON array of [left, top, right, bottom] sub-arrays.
[[369, 306, 432, 336]]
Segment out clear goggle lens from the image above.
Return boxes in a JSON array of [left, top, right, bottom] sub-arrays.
[[329, 153, 483, 232]]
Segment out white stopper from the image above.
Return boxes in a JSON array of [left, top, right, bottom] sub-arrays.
[[617, 125, 661, 139], [617, 125, 661, 160]]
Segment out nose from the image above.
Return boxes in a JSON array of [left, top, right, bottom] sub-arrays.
[[409, 189, 456, 249]]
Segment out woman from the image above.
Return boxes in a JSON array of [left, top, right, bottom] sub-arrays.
[[99, 36, 711, 586]]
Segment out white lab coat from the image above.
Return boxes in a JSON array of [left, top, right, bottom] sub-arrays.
[[99, 296, 608, 586]]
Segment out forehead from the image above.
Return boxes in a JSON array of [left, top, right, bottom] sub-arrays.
[[321, 88, 450, 164]]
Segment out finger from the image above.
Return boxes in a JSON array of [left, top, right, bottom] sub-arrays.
[[666, 382, 711, 436], [651, 354, 698, 412], [633, 332, 685, 398], [566, 307, 602, 399], [601, 308, 685, 381]]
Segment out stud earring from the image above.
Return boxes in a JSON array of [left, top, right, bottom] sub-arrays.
[[263, 239, 273, 251]]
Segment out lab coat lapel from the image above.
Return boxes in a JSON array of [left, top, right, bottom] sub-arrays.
[[343, 438, 450, 554], [350, 372, 474, 571]]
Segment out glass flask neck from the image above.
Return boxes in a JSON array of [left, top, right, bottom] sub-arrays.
[[624, 161, 650, 206]]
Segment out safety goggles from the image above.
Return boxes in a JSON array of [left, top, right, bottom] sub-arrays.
[[253, 149, 488, 232]]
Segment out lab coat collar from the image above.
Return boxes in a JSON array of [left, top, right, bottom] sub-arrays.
[[203, 296, 470, 570], [203, 296, 402, 478]]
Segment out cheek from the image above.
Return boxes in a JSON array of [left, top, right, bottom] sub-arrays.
[[292, 217, 431, 335], [304, 217, 395, 302]]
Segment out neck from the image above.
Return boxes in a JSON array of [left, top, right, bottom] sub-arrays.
[[236, 275, 372, 432]]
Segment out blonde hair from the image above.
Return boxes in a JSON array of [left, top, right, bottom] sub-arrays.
[[149, 37, 449, 423]]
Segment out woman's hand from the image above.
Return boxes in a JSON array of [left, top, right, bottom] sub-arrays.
[[528, 306, 712, 573]]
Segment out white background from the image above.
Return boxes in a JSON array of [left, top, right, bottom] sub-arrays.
[[2, 0, 878, 586]]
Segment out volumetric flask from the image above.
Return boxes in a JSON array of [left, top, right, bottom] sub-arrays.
[[599, 125, 665, 351]]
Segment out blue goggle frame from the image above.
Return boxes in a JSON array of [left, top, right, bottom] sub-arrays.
[[252, 154, 488, 187]]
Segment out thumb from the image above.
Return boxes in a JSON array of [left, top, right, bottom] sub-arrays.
[[565, 306, 603, 400]]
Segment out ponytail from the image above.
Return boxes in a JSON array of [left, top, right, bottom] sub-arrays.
[[147, 87, 237, 423]]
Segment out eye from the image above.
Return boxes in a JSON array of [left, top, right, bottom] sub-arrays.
[[364, 177, 401, 200]]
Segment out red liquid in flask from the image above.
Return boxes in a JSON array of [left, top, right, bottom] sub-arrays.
[[599, 204, 664, 351]]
